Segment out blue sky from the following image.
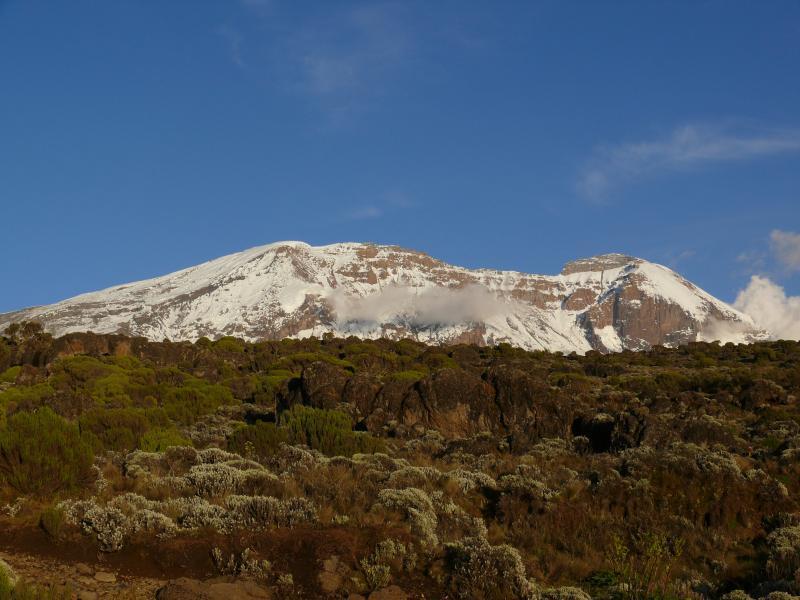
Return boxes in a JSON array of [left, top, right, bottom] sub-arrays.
[[1, 0, 799, 316]]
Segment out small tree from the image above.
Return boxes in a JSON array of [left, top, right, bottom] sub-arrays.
[[0, 408, 94, 496], [3, 321, 49, 344]]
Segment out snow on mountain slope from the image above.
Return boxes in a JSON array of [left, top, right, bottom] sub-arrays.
[[0, 242, 767, 352]]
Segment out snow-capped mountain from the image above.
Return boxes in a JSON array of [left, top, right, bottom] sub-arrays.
[[0, 242, 767, 352]]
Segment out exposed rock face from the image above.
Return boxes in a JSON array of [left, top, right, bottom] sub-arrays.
[[0, 242, 766, 353], [273, 362, 571, 442]]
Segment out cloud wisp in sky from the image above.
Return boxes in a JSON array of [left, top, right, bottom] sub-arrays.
[[348, 205, 384, 220], [231, 1, 413, 117], [218, 26, 246, 69], [578, 124, 800, 199], [770, 229, 800, 273], [343, 190, 414, 222], [291, 3, 414, 120]]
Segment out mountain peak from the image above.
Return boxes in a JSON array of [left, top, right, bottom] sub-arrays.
[[561, 253, 642, 275], [0, 241, 767, 353]]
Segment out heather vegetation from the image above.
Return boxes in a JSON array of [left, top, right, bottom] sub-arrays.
[[0, 324, 799, 598]]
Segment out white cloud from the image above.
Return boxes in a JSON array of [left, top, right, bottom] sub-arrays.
[[770, 229, 800, 272], [348, 205, 383, 220], [329, 284, 508, 327], [289, 3, 411, 101], [218, 26, 245, 69], [697, 317, 758, 345], [579, 124, 800, 198], [733, 275, 800, 341], [343, 190, 414, 221]]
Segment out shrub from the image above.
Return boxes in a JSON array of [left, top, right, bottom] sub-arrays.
[[251, 371, 296, 402], [0, 408, 94, 496], [225, 495, 318, 527], [444, 536, 539, 599], [139, 427, 192, 452], [765, 526, 800, 580], [541, 588, 592, 600], [0, 383, 56, 414], [214, 336, 246, 353], [161, 380, 236, 424], [376, 488, 439, 548], [360, 539, 416, 591], [422, 352, 459, 370], [79, 407, 150, 451], [0, 559, 16, 596], [607, 533, 684, 600], [4, 321, 48, 343], [40, 505, 66, 539], [280, 404, 385, 457], [277, 352, 355, 371], [228, 421, 288, 458], [185, 463, 249, 497], [389, 370, 427, 383], [80, 504, 128, 552], [0, 579, 73, 600], [0, 367, 21, 384], [211, 547, 271, 579], [361, 561, 391, 591]]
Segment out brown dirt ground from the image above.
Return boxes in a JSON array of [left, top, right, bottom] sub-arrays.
[[0, 521, 443, 598]]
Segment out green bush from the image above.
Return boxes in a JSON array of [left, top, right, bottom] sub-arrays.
[[79, 407, 150, 451], [421, 352, 459, 370], [0, 408, 94, 496], [79, 407, 172, 452], [0, 562, 12, 598], [0, 339, 10, 369], [0, 367, 21, 384], [88, 373, 132, 406], [0, 383, 56, 413], [607, 533, 684, 600], [39, 505, 66, 539], [214, 336, 246, 353], [280, 404, 385, 457], [0, 572, 72, 600], [138, 427, 191, 452], [245, 371, 296, 404], [277, 352, 355, 371], [160, 379, 236, 424], [51, 355, 116, 384], [228, 420, 288, 458], [389, 370, 427, 383]]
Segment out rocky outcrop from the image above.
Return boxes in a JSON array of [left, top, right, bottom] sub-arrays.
[[282, 362, 574, 442]]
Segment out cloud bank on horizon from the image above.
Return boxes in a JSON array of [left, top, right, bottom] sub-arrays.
[[728, 229, 800, 341], [329, 284, 510, 328], [733, 275, 800, 341]]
